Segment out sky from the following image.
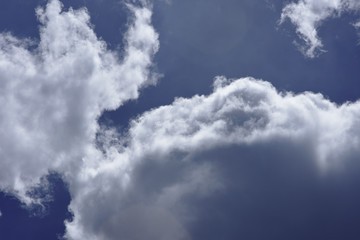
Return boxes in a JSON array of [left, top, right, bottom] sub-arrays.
[[0, 0, 360, 239]]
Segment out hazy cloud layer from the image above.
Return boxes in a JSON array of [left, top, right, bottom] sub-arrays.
[[280, 0, 360, 57], [1, 0, 360, 239]]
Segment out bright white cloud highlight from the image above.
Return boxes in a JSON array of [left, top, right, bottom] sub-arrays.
[[280, 0, 360, 57], [128, 76, 360, 169]]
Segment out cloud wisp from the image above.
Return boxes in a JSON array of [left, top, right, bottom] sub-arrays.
[[280, 0, 360, 57], [1, 0, 360, 239]]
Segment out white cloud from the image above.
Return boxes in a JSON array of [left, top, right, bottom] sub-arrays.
[[1, 0, 360, 239], [280, 0, 360, 57], [127, 75, 360, 169], [65, 76, 360, 239], [0, 0, 158, 205], [0, 209, 2, 217]]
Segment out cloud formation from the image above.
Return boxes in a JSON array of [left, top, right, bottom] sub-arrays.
[[66, 76, 360, 239], [280, 0, 360, 57], [1, 0, 360, 239], [125, 76, 360, 178], [0, 0, 158, 204]]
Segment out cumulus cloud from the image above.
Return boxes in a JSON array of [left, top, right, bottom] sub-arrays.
[[2, 0, 360, 239], [280, 0, 360, 57], [66, 76, 360, 239], [128, 75, 360, 170], [0, 0, 158, 204]]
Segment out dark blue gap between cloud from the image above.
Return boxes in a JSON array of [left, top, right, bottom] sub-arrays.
[[101, 0, 360, 130], [0, 173, 72, 240]]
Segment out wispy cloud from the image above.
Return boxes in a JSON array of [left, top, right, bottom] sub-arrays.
[[280, 0, 360, 57]]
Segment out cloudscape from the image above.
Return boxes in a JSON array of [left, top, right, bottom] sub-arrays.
[[1, 0, 360, 239]]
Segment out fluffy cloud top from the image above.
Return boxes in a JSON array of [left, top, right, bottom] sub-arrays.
[[280, 0, 360, 57], [128, 76, 360, 170]]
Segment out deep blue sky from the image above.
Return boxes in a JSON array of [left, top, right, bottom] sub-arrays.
[[104, 0, 360, 127], [0, 0, 360, 239]]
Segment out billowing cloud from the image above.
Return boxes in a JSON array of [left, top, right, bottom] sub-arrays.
[[280, 0, 360, 57], [2, 0, 360, 239], [65, 76, 360, 239], [128, 76, 360, 168], [0, 0, 158, 204]]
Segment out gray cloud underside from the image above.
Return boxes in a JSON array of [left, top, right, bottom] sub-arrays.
[[281, 0, 360, 57], [69, 75, 360, 239], [68, 73, 360, 239], [1, 0, 360, 239]]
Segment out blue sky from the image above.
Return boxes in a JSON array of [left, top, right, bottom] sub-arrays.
[[0, 0, 360, 239]]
